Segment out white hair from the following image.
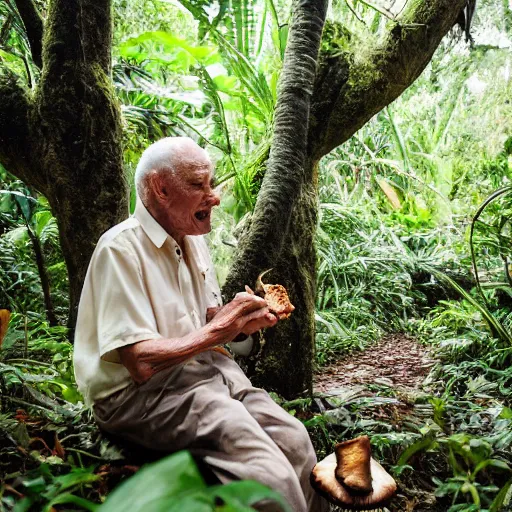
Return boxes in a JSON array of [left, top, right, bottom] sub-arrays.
[[134, 137, 208, 200]]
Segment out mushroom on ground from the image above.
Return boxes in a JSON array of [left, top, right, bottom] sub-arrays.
[[311, 435, 397, 511], [0, 309, 10, 347], [246, 269, 295, 320]]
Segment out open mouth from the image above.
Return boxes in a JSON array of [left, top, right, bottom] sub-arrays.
[[194, 210, 210, 221]]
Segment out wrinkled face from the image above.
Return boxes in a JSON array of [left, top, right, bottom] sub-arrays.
[[160, 154, 220, 239]]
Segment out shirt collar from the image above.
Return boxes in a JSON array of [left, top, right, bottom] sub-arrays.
[[133, 198, 210, 273], [134, 197, 169, 249]]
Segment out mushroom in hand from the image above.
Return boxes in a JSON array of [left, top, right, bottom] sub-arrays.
[[245, 269, 295, 320]]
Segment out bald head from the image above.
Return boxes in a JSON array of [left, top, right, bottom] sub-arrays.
[[135, 137, 211, 202]]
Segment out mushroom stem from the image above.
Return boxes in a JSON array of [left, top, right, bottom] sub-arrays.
[[310, 451, 397, 510], [335, 436, 373, 494], [255, 268, 273, 296]]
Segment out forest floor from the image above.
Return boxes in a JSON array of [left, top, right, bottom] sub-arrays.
[[311, 334, 442, 512], [314, 333, 435, 393]]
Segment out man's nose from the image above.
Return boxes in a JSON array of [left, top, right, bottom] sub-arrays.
[[209, 189, 221, 206]]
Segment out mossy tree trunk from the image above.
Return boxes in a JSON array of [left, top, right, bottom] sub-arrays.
[[0, 0, 128, 329], [223, 0, 467, 398], [223, 0, 328, 395]]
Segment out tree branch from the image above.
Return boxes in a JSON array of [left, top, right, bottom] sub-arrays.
[[13, 0, 43, 68], [222, 0, 328, 299], [0, 73, 45, 191], [309, 0, 467, 162]]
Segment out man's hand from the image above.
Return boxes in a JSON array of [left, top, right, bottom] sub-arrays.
[[207, 292, 277, 341], [119, 293, 277, 385]]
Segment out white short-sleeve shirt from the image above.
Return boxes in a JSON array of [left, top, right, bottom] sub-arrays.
[[73, 199, 223, 405]]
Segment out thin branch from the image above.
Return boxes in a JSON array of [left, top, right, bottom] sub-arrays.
[[13, 0, 43, 68], [357, 0, 395, 20], [0, 73, 44, 192], [15, 198, 59, 326], [345, 0, 365, 24]]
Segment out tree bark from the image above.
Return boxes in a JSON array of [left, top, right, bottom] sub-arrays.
[[244, 166, 319, 396], [223, 0, 328, 397], [35, 0, 128, 330], [0, 0, 128, 331], [309, 0, 467, 160], [224, 0, 468, 398]]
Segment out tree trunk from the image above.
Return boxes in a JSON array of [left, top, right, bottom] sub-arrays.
[[225, 0, 467, 398], [0, 0, 129, 331], [222, 0, 328, 398], [247, 161, 319, 397]]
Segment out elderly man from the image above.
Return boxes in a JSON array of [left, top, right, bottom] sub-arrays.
[[73, 137, 328, 512]]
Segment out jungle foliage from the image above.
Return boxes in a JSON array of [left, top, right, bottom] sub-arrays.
[[1, 0, 512, 511]]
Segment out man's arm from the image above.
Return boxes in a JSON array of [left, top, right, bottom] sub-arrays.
[[119, 292, 277, 383]]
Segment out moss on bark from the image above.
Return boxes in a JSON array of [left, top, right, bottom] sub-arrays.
[[223, 0, 328, 397], [249, 173, 318, 397], [309, 0, 467, 161]]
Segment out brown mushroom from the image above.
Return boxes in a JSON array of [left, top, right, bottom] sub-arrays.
[[0, 309, 10, 348], [248, 269, 295, 320], [335, 436, 373, 494], [311, 436, 397, 511]]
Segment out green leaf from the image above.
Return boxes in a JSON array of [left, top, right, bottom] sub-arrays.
[[210, 480, 291, 512], [396, 434, 437, 467], [499, 407, 512, 419], [213, 75, 239, 93], [118, 31, 220, 70], [52, 468, 101, 492], [426, 267, 512, 344], [45, 493, 99, 512], [490, 477, 512, 512], [98, 451, 207, 512]]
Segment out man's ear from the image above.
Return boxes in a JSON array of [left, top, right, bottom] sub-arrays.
[[148, 171, 168, 203]]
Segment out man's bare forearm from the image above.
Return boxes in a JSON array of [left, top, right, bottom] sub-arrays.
[[119, 323, 225, 383], [119, 292, 276, 383]]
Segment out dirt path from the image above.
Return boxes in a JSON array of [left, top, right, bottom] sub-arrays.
[[314, 333, 435, 393]]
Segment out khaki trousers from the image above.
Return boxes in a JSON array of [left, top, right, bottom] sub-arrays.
[[94, 350, 329, 512]]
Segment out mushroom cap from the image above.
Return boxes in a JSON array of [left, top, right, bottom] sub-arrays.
[[262, 284, 295, 319], [311, 453, 397, 510]]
